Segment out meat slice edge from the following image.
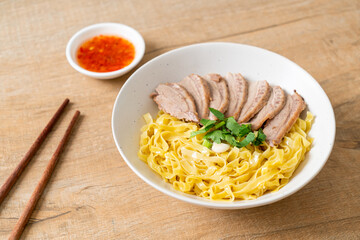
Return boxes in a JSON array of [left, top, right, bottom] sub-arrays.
[[151, 83, 200, 122], [224, 73, 248, 119], [249, 86, 286, 130], [238, 80, 271, 123], [203, 73, 229, 120], [263, 91, 306, 146], [178, 74, 210, 120]]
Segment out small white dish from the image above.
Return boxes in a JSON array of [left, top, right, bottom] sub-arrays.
[[66, 23, 145, 80], [112, 42, 336, 209]]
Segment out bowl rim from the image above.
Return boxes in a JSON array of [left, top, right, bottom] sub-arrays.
[[111, 42, 336, 209], [66, 22, 145, 79]]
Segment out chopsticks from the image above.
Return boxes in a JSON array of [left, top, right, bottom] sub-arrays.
[[9, 110, 80, 240], [0, 98, 69, 205], [0, 99, 80, 240]]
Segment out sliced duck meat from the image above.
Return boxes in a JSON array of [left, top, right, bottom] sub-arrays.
[[263, 91, 306, 146], [178, 74, 210, 120], [249, 86, 286, 130], [238, 80, 271, 123], [203, 73, 230, 120], [224, 73, 248, 119], [151, 83, 200, 122]]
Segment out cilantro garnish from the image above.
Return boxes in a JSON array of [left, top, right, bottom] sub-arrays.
[[253, 128, 267, 146], [209, 108, 225, 120], [237, 132, 255, 148], [189, 119, 216, 138], [204, 130, 224, 144], [190, 108, 267, 149], [226, 117, 251, 137]]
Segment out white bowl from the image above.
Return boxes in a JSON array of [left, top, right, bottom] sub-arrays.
[[66, 23, 145, 79], [112, 42, 336, 209]]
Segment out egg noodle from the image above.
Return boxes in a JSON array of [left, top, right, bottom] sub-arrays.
[[138, 111, 313, 201]]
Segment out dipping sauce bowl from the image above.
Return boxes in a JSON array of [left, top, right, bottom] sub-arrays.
[[66, 23, 145, 79]]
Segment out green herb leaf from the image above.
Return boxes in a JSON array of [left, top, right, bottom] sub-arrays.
[[200, 119, 216, 127], [224, 134, 238, 147], [253, 128, 267, 146], [189, 129, 206, 138], [209, 108, 225, 120], [226, 117, 252, 137], [202, 139, 213, 149], [237, 132, 256, 148], [238, 124, 252, 137], [189, 122, 215, 138], [226, 117, 241, 135], [204, 130, 224, 144]]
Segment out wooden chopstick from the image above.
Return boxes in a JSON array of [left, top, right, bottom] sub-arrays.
[[9, 110, 80, 240], [0, 99, 69, 206]]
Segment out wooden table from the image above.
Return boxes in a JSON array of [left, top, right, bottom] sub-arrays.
[[1, 0, 359, 239]]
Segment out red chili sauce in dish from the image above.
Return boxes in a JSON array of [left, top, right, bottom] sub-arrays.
[[76, 35, 135, 72]]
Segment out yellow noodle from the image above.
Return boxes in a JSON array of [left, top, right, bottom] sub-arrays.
[[138, 111, 314, 201]]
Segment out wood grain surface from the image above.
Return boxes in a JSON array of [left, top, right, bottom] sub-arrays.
[[0, 0, 359, 239]]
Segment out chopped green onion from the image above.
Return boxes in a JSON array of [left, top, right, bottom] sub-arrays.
[[214, 121, 225, 129], [202, 139, 213, 149]]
